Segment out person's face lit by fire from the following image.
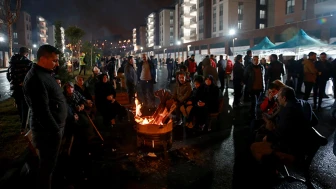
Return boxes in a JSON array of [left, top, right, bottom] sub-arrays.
[[205, 78, 212, 86], [194, 81, 201, 89], [178, 74, 186, 84], [66, 85, 74, 94], [102, 75, 108, 83], [77, 77, 84, 86]]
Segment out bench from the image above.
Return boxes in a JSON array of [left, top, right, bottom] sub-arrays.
[[208, 97, 224, 131]]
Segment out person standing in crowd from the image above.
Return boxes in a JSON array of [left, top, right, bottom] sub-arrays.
[[244, 56, 265, 119], [124, 56, 138, 103], [7, 47, 32, 134], [233, 55, 244, 108], [23, 45, 67, 189], [217, 55, 226, 91], [332, 58, 336, 98], [268, 54, 286, 84], [243, 50, 253, 102], [184, 54, 197, 82], [166, 54, 174, 81], [303, 52, 318, 101], [313, 52, 332, 110], [225, 55, 233, 89], [210, 54, 217, 68], [78, 52, 87, 75], [137, 54, 156, 110], [295, 54, 307, 94]]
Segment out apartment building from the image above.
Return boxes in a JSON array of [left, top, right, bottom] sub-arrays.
[[132, 28, 137, 51], [48, 25, 55, 46], [256, 0, 268, 29], [314, 0, 336, 17], [136, 25, 147, 48], [211, 0, 256, 38], [175, 0, 198, 43], [146, 12, 159, 48], [268, 0, 315, 27], [13, 11, 32, 49], [35, 16, 48, 46], [159, 8, 175, 47], [198, 0, 212, 40]]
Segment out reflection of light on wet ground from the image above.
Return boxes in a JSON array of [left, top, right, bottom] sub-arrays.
[[0, 72, 11, 101]]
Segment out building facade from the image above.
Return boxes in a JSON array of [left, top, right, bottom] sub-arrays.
[[13, 11, 32, 52], [136, 25, 147, 48], [211, 0, 256, 38], [256, 0, 268, 29], [47, 25, 55, 46], [159, 8, 175, 47], [146, 12, 159, 48], [176, 0, 198, 43], [132, 28, 137, 51], [198, 0, 212, 40], [36, 16, 48, 46]]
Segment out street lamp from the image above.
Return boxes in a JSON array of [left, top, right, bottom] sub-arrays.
[[140, 47, 143, 53], [0, 37, 5, 42], [33, 44, 37, 48], [229, 29, 236, 56]]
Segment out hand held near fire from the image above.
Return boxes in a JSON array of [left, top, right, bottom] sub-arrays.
[[197, 101, 205, 107]]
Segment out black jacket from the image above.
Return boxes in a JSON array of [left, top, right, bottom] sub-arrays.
[[7, 54, 32, 89], [268, 60, 285, 82], [315, 60, 332, 82], [244, 64, 265, 92], [233, 61, 244, 83], [23, 64, 67, 133]]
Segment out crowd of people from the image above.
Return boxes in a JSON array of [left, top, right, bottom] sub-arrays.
[[5, 43, 336, 188]]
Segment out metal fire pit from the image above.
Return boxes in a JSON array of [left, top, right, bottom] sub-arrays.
[[136, 117, 173, 152]]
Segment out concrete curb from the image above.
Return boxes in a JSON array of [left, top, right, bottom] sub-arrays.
[[0, 69, 7, 73]]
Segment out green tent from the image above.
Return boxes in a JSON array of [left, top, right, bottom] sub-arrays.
[[249, 37, 275, 50], [270, 29, 326, 49]]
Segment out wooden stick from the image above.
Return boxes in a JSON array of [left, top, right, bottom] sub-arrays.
[[85, 112, 104, 142]]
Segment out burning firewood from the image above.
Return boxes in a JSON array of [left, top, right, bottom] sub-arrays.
[[135, 89, 176, 125]]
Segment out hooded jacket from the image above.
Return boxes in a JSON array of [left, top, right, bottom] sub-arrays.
[[173, 79, 192, 103]]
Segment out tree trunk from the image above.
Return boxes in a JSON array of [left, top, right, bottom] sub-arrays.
[[7, 24, 13, 58]]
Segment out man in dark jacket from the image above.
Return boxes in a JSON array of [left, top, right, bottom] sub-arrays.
[[244, 56, 265, 119], [124, 56, 138, 103], [166, 54, 174, 81], [233, 55, 244, 108], [137, 54, 157, 110], [7, 47, 32, 134], [23, 45, 66, 189], [313, 52, 332, 110], [243, 50, 253, 102], [268, 54, 286, 84]]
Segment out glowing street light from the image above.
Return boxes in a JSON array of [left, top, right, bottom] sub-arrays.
[[0, 37, 5, 42], [229, 29, 236, 36], [33, 44, 37, 48], [176, 41, 181, 45]]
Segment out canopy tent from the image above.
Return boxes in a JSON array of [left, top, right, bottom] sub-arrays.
[[249, 37, 276, 50], [270, 29, 326, 50], [331, 41, 336, 45]]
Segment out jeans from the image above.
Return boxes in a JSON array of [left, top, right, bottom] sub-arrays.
[[313, 80, 327, 108], [303, 81, 314, 100], [32, 128, 64, 189], [250, 90, 263, 119], [140, 80, 155, 108], [233, 81, 243, 106]]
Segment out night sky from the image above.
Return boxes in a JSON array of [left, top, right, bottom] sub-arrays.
[[23, 0, 174, 40]]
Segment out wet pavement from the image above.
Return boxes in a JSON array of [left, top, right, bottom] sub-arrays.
[[0, 72, 11, 101], [1, 64, 336, 188]]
